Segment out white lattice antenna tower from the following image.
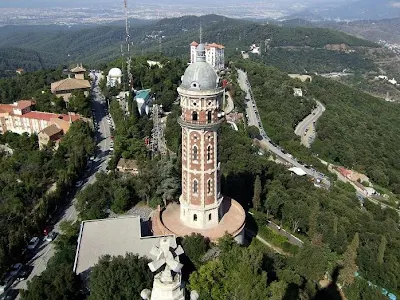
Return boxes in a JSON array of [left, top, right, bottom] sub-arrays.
[[124, 0, 133, 91]]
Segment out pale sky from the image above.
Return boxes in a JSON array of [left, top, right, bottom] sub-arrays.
[[0, 0, 353, 8]]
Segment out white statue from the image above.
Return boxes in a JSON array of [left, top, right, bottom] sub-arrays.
[[141, 237, 193, 300]]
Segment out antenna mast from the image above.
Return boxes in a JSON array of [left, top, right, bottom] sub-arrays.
[[200, 23, 202, 44], [124, 0, 133, 92]]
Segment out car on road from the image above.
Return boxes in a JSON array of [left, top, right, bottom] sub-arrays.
[[0, 275, 14, 294], [27, 237, 39, 250], [16, 266, 33, 282], [9, 264, 23, 277], [75, 181, 83, 188], [2, 288, 19, 300], [45, 231, 57, 242]]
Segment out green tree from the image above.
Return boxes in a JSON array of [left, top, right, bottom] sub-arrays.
[[21, 264, 81, 300], [377, 235, 387, 265], [111, 186, 130, 213], [252, 175, 262, 211], [340, 232, 359, 287], [182, 233, 210, 268], [247, 125, 260, 139], [88, 253, 153, 300]]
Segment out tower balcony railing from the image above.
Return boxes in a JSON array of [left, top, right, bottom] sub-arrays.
[[178, 117, 224, 128]]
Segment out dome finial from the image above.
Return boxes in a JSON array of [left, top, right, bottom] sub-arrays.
[[196, 44, 206, 62]]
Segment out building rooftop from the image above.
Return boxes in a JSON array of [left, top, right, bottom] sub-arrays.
[[191, 41, 224, 50], [117, 158, 138, 170], [135, 89, 151, 100], [206, 42, 225, 50], [288, 167, 307, 176], [22, 111, 80, 122], [0, 100, 34, 113], [73, 216, 174, 276], [70, 65, 86, 73], [39, 124, 63, 137], [51, 78, 91, 93]]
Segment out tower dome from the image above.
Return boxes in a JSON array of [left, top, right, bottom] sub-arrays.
[[180, 44, 219, 91]]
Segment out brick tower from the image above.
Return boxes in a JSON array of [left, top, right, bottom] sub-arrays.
[[177, 44, 224, 229], [151, 44, 245, 243]]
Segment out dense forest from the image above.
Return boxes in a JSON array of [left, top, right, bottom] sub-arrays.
[[0, 48, 48, 77], [308, 76, 400, 194]]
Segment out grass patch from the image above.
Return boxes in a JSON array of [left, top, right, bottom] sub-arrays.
[[257, 224, 299, 255]]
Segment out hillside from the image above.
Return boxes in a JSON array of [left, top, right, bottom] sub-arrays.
[[0, 14, 381, 77], [0, 48, 48, 77]]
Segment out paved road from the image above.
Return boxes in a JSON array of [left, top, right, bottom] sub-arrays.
[[237, 69, 330, 188], [294, 100, 325, 148], [14, 71, 113, 293]]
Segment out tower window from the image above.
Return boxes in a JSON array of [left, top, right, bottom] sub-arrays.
[[193, 146, 198, 161], [193, 180, 198, 194], [192, 111, 198, 121], [207, 145, 211, 161], [209, 213, 212, 221], [193, 214, 198, 221], [207, 179, 212, 194], [207, 111, 212, 123]]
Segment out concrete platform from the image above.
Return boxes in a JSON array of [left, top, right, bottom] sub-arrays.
[[151, 197, 246, 242]]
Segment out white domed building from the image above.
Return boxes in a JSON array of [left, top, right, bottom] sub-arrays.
[[107, 67, 122, 87]]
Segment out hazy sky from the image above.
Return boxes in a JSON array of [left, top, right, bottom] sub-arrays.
[[0, 0, 352, 8]]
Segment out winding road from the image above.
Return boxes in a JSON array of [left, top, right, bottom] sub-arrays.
[[237, 69, 330, 188], [295, 100, 325, 148]]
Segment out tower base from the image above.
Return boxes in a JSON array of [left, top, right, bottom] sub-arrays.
[[151, 196, 246, 244]]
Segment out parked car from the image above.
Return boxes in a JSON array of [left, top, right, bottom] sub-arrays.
[[16, 266, 33, 282], [75, 181, 83, 188], [0, 275, 14, 295], [45, 231, 57, 242], [9, 264, 23, 277], [27, 237, 39, 250], [2, 288, 19, 300]]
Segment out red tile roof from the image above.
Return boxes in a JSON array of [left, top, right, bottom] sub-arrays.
[[23, 111, 80, 122], [0, 104, 14, 114], [16, 100, 33, 110], [190, 41, 199, 46], [206, 42, 225, 50]]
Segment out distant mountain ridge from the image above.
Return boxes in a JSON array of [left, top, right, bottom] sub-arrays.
[[0, 14, 380, 77]]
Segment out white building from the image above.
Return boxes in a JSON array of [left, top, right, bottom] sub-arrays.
[[190, 41, 224, 70], [107, 68, 122, 87], [293, 88, 303, 97]]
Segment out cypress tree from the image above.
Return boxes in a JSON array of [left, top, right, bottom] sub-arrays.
[[252, 175, 262, 211], [377, 235, 387, 265], [340, 232, 359, 286]]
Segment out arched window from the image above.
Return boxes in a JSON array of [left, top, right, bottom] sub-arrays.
[[207, 145, 211, 161], [207, 111, 212, 123], [193, 180, 198, 194], [193, 146, 198, 161], [192, 111, 198, 121], [209, 213, 212, 221], [193, 214, 198, 221], [207, 180, 212, 194]]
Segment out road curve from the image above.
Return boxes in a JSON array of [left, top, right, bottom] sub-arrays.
[[237, 69, 330, 188], [294, 100, 325, 148]]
